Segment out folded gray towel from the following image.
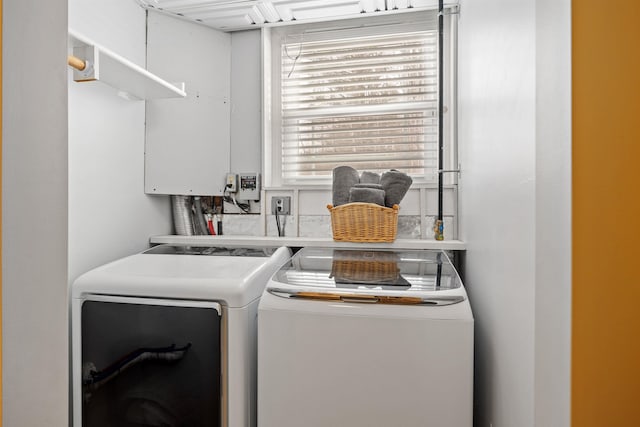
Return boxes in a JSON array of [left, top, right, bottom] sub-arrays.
[[354, 183, 383, 190], [332, 166, 360, 206], [349, 187, 385, 206], [360, 171, 381, 184], [380, 170, 413, 207]]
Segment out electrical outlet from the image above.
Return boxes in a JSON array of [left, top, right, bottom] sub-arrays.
[[271, 196, 291, 215], [226, 173, 237, 192]]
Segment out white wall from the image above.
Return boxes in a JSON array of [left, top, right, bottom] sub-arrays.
[[458, 0, 537, 425], [458, 0, 571, 426], [68, 0, 172, 283], [2, 0, 69, 425], [534, 0, 571, 425], [231, 30, 262, 174]]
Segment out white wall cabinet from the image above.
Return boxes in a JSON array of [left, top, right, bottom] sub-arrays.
[[145, 12, 232, 195]]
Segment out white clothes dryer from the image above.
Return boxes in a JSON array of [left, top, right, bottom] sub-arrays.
[[71, 244, 291, 427], [258, 247, 473, 427]]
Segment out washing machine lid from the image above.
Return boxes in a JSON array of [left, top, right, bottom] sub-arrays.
[[72, 245, 292, 307], [143, 245, 278, 257], [267, 247, 465, 306]]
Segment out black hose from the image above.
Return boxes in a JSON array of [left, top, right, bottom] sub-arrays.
[[84, 343, 192, 389], [436, 252, 443, 289], [275, 208, 283, 237]]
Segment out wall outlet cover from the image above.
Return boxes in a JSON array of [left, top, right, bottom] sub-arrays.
[[271, 196, 291, 215]]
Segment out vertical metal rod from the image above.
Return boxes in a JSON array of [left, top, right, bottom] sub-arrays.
[[438, 0, 444, 223], [433, 0, 445, 241]]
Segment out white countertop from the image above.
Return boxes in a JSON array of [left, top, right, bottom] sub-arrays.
[[149, 235, 466, 250]]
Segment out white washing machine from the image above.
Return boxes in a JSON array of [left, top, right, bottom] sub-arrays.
[[71, 244, 291, 427], [258, 247, 473, 427]]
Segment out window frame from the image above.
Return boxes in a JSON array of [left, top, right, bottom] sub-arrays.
[[262, 10, 457, 188]]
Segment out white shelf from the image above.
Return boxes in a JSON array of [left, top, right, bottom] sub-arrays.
[[68, 29, 186, 100], [149, 235, 466, 250]]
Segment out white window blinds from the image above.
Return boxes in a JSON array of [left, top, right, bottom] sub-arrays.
[[279, 16, 440, 182]]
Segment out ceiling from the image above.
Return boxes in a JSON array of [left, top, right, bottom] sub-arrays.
[[134, 0, 449, 31]]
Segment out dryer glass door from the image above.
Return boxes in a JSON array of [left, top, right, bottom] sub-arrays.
[[80, 296, 221, 427]]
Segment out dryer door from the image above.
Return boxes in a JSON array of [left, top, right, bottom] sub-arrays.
[[77, 296, 221, 427]]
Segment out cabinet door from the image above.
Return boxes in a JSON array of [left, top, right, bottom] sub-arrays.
[[81, 297, 221, 427], [145, 11, 230, 196]]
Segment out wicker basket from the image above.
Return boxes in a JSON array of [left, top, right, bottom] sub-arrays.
[[330, 250, 401, 283], [327, 202, 399, 243]]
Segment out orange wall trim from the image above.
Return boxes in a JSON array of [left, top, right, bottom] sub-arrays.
[[1, 0, 4, 423], [572, 1, 640, 426]]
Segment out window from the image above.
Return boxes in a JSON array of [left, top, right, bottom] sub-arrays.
[[266, 11, 456, 186]]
